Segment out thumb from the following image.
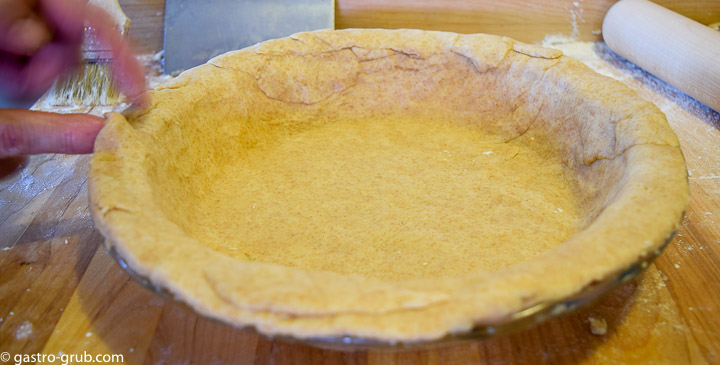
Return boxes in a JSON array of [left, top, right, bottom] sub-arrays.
[[0, 109, 104, 158]]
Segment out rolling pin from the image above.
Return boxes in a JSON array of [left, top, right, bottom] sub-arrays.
[[602, 0, 720, 112]]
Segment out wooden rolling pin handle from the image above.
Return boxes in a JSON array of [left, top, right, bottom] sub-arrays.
[[602, 0, 720, 112]]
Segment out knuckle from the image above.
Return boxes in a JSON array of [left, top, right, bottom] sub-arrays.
[[0, 123, 27, 157], [60, 127, 78, 153]]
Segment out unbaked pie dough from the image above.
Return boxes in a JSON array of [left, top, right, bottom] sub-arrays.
[[194, 115, 579, 280], [89, 29, 688, 342]]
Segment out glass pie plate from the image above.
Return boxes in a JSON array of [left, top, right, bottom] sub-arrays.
[[90, 29, 688, 349], [107, 232, 675, 350]]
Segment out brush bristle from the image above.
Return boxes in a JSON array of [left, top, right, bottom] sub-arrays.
[[46, 62, 120, 106]]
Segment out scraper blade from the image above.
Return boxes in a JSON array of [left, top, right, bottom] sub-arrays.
[[163, 0, 334, 75]]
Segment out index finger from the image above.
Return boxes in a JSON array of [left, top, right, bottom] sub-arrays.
[[0, 109, 104, 158]]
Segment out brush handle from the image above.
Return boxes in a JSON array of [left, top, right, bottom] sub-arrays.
[[602, 0, 720, 112], [83, 0, 129, 60], [88, 0, 130, 34]]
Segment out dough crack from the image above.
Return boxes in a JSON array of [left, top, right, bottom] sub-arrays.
[[504, 101, 546, 144], [449, 49, 510, 74], [582, 141, 663, 166]]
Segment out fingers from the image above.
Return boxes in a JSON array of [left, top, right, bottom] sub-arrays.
[[0, 0, 53, 55], [0, 0, 82, 99], [0, 53, 26, 96], [84, 4, 147, 105], [21, 42, 79, 96], [0, 109, 104, 158], [38, 0, 85, 44], [0, 42, 78, 98], [0, 16, 53, 56], [0, 156, 27, 180], [0, 0, 147, 104], [0, 42, 79, 98]]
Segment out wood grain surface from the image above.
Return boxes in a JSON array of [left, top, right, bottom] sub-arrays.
[[118, 0, 720, 53], [1, 4, 720, 364], [335, 0, 720, 43]]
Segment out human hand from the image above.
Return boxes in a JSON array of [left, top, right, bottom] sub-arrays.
[[0, 0, 146, 101], [0, 108, 104, 179], [0, 0, 146, 170], [0, 108, 103, 158]]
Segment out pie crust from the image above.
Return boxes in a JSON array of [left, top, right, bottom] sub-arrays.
[[89, 29, 688, 342]]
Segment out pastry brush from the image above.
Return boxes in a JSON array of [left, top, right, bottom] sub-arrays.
[[45, 0, 130, 106]]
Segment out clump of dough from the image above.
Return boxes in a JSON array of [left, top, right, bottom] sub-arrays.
[[589, 316, 608, 336]]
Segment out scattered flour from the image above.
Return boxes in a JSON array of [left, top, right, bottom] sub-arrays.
[[15, 321, 33, 340]]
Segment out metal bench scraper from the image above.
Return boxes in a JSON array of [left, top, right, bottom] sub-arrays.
[[163, 0, 334, 75]]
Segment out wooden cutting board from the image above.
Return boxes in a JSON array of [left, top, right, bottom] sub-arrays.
[[1, 44, 719, 364]]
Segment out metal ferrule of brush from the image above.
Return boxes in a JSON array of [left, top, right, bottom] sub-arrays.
[[81, 25, 115, 62]]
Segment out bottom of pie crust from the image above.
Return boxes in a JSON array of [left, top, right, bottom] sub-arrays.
[[188, 115, 581, 280]]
